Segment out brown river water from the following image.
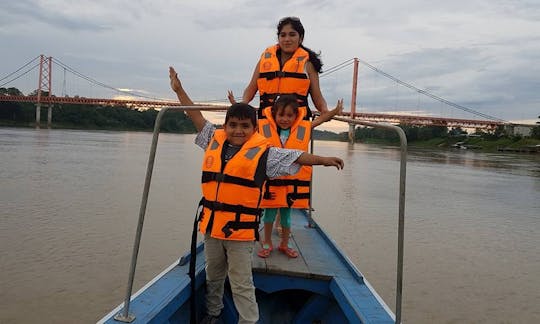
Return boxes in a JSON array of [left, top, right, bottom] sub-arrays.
[[1, 127, 539, 323]]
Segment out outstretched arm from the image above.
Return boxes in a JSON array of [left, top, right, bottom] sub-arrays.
[[169, 66, 206, 132], [295, 152, 344, 170], [312, 99, 344, 128]]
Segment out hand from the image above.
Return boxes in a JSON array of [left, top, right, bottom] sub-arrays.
[[227, 90, 237, 104], [333, 99, 344, 116], [323, 157, 344, 170], [169, 66, 182, 93]]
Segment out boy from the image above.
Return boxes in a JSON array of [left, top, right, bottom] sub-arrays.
[[169, 67, 343, 324]]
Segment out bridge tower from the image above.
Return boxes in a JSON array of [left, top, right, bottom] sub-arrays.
[[36, 55, 52, 128], [348, 58, 359, 143]]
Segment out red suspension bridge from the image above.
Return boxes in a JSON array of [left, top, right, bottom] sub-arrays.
[[0, 54, 511, 130]]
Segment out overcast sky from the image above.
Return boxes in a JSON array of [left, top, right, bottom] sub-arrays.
[[1, 0, 539, 126]]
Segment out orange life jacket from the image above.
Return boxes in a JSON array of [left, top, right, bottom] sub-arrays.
[[257, 44, 311, 114], [258, 106, 312, 209], [199, 130, 268, 241]]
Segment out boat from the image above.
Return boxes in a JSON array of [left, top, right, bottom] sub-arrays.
[[98, 107, 406, 324]]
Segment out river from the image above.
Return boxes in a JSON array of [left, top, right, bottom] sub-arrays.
[[1, 127, 539, 323]]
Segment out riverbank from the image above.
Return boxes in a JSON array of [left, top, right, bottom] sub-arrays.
[[3, 122, 539, 153], [408, 136, 540, 152]]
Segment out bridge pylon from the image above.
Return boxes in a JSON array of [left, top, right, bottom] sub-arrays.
[[36, 55, 52, 128], [348, 58, 359, 143]]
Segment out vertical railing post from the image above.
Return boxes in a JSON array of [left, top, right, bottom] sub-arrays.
[[335, 117, 406, 323], [306, 134, 316, 228], [114, 107, 169, 322], [114, 105, 226, 322]]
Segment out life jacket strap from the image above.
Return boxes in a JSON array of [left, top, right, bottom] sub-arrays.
[[201, 198, 262, 216], [267, 179, 311, 187], [258, 94, 310, 118], [201, 171, 259, 188], [259, 71, 308, 80], [221, 220, 260, 240], [286, 192, 311, 207]]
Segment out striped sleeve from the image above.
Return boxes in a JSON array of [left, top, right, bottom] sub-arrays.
[[194, 121, 215, 150], [266, 147, 302, 178]]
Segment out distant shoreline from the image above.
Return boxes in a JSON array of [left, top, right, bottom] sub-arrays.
[[2, 122, 539, 154]]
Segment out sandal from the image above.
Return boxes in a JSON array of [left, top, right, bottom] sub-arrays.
[[278, 245, 298, 258], [257, 244, 273, 258]]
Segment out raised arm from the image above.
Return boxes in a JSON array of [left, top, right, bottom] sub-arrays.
[[295, 152, 344, 170], [242, 61, 261, 104], [169, 66, 206, 132], [312, 99, 344, 128], [306, 61, 329, 114], [227, 90, 237, 104]]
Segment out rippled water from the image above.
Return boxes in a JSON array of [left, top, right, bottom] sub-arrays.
[[1, 127, 539, 323]]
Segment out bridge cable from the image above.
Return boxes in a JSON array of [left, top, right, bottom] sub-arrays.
[[0, 62, 41, 89], [320, 58, 355, 78], [0, 55, 41, 83], [355, 57, 508, 123], [51, 58, 171, 102]]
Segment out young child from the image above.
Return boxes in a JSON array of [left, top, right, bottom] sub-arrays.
[[170, 67, 343, 324], [256, 95, 343, 258], [227, 91, 343, 244]]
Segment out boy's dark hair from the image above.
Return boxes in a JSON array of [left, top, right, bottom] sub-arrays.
[[271, 94, 299, 119], [225, 103, 257, 127]]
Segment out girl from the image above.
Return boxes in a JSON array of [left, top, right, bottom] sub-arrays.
[[257, 95, 343, 258]]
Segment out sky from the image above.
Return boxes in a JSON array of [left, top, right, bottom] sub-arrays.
[[1, 0, 539, 130]]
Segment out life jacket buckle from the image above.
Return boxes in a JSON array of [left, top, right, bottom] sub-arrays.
[[214, 173, 225, 182], [267, 71, 285, 80], [286, 193, 294, 208], [222, 224, 233, 238]]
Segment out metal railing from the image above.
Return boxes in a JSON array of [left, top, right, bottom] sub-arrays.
[[114, 105, 226, 322], [334, 116, 407, 324], [114, 108, 406, 324]]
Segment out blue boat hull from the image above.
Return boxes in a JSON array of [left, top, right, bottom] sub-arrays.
[[99, 210, 395, 323]]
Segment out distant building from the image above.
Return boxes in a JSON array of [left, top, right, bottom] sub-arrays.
[[505, 124, 534, 137]]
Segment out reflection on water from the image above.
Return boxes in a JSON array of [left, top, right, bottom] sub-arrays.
[[408, 148, 540, 177], [1, 127, 539, 323]]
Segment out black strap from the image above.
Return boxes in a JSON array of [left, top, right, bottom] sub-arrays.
[[267, 179, 311, 187], [188, 204, 202, 324], [221, 220, 260, 240], [286, 192, 311, 206], [258, 94, 310, 119], [201, 171, 259, 188], [201, 198, 261, 216], [259, 71, 308, 80], [263, 180, 311, 207]]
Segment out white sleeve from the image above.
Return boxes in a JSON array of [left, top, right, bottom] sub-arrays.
[[194, 121, 215, 150], [266, 147, 303, 178]]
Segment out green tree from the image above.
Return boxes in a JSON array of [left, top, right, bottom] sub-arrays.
[[0, 87, 24, 96]]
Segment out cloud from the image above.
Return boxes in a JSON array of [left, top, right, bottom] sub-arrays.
[[1, 0, 539, 123]]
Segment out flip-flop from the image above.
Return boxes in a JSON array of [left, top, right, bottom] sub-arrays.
[[278, 245, 298, 258], [257, 244, 273, 258]]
